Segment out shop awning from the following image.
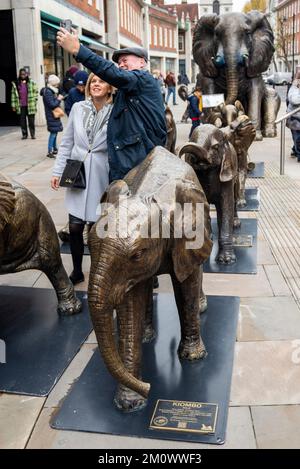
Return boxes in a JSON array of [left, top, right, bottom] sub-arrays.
[[41, 19, 114, 53]]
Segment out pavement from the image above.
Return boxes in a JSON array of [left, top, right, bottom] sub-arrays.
[[1, 88, 300, 449]]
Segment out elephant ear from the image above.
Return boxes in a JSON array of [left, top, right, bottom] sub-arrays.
[[193, 14, 219, 78], [0, 175, 15, 232], [100, 180, 131, 204], [220, 141, 238, 182], [246, 11, 274, 77], [171, 180, 213, 283], [235, 100, 245, 116]]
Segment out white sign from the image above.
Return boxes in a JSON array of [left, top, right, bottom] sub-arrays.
[[202, 93, 224, 108]]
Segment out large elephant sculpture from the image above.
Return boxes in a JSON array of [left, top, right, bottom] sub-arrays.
[[88, 146, 212, 412], [193, 10, 279, 140], [179, 124, 239, 264], [0, 174, 81, 315]]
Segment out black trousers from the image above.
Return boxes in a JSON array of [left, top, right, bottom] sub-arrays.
[[20, 106, 35, 137]]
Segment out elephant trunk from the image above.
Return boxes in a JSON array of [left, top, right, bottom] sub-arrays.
[[225, 55, 239, 105], [88, 268, 150, 399]]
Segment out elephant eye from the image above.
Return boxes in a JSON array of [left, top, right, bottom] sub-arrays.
[[130, 250, 146, 261], [212, 143, 219, 150]]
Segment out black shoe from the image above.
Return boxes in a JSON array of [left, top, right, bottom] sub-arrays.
[[53, 148, 58, 155], [46, 152, 55, 158], [22, 136, 27, 140], [69, 272, 85, 285], [153, 276, 159, 289], [174, 103, 178, 105], [31, 136, 36, 139]]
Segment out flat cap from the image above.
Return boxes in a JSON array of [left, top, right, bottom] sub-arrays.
[[112, 47, 148, 63]]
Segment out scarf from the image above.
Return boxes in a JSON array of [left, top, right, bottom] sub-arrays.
[[194, 91, 203, 112], [47, 84, 59, 95], [82, 98, 112, 145]]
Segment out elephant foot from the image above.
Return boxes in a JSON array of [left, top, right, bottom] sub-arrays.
[[216, 248, 236, 265], [114, 385, 147, 412], [57, 296, 82, 316], [233, 217, 241, 229], [236, 198, 247, 208], [142, 325, 156, 343], [199, 294, 207, 314], [262, 127, 276, 138], [255, 130, 263, 141], [178, 338, 207, 361]]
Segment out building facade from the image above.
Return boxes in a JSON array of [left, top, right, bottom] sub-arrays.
[[199, 0, 232, 16], [275, 0, 300, 74]]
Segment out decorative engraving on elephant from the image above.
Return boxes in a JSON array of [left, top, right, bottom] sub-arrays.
[[193, 11, 281, 140], [88, 146, 213, 412], [0, 174, 81, 315]]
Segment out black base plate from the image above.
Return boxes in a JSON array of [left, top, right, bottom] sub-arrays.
[[0, 287, 92, 396], [51, 293, 239, 445], [248, 162, 264, 178], [204, 218, 257, 274], [238, 187, 260, 211]]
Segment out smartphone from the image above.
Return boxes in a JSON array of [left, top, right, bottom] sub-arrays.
[[60, 19, 72, 32]]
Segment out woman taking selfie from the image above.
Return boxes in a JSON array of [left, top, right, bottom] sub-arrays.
[[51, 74, 113, 285]]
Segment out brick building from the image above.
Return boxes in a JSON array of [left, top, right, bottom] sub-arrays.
[[276, 0, 300, 73]]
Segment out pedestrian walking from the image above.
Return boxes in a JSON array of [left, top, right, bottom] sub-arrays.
[[40, 74, 64, 158], [11, 68, 38, 139], [286, 70, 300, 162], [165, 71, 177, 105], [65, 70, 89, 116], [188, 87, 203, 138]]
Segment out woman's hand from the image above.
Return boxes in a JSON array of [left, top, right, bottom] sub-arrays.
[[51, 176, 60, 190], [57, 28, 80, 56], [57, 94, 64, 101]]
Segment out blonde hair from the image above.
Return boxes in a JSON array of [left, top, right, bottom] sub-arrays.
[[85, 73, 115, 104]]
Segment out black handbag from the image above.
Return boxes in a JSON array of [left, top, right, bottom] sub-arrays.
[[59, 159, 86, 189]]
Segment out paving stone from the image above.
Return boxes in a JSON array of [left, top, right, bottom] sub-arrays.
[[264, 265, 291, 296]]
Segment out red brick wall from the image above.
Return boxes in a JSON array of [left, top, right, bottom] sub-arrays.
[[66, 0, 101, 20], [119, 0, 143, 45], [149, 7, 177, 52]]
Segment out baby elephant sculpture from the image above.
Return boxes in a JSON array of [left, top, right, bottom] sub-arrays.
[[179, 124, 238, 264], [88, 146, 212, 412], [0, 174, 81, 315]]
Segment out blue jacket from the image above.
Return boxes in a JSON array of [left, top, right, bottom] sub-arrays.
[[187, 95, 201, 119], [76, 45, 167, 181], [40, 87, 63, 133], [65, 87, 85, 116]]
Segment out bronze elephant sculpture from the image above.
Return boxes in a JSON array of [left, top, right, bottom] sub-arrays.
[[179, 123, 239, 264], [88, 146, 212, 412], [0, 174, 81, 315], [193, 10, 280, 140], [165, 106, 177, 154]]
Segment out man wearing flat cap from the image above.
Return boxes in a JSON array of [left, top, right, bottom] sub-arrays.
[[57, 29, 167, 182]]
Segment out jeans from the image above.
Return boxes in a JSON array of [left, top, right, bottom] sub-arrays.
[[166, 86, 177, 105], [291, 129, 300, 160], [48, 132, 57, 153], [20, 106, 35, 137]]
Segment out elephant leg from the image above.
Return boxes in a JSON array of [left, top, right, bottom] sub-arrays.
[[115, 281, 148, 412], [171, 268, 206, 361], [199, 266, 207, 313], [142, 278, 156, 343], [247, 78, 264, 141], [215, 182, 236, 264], [37, 211, 81, 315]]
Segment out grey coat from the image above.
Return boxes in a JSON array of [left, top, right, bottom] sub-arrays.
[[53, 101, 110, 222], [287, 83, 300, 130]]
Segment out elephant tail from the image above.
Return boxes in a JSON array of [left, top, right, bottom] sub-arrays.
[[0, 174, 16, 231]]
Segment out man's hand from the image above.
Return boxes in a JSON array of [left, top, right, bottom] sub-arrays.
[[57, 27, 80, 56]]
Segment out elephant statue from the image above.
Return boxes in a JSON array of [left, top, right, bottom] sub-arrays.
[[193, 10, 279, 140], [179, 124, 239, 264], [88, 146, 213, 412], [0, 174, 81, 315], [165, 106, 177, 154]]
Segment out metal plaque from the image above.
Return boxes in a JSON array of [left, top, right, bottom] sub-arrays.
[[233, 234, 253, 247], [149, 399, 218, 435]]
